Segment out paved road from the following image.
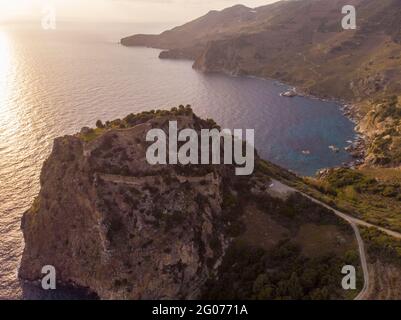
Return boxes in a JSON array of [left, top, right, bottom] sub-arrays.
[[269, 179, 401, 300]]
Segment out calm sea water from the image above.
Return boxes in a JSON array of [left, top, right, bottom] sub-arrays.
[[0, 22, 355, 299]]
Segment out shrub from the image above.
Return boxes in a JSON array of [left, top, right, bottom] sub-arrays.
[[96, 120, 104, 129]]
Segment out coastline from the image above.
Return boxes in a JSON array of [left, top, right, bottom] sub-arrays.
[[189, 63, 369, 173], [274, 88, 368, 171]]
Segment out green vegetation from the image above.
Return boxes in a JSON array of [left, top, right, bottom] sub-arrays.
[[202, 239, 361, 300], [255, 191, 350, 231], [163, 210, 186, 231], [361, 227, 401, 266], [221, 177, 249, 238], [305, 168, 401, 232], [325, 168, 374, 190], [375, 96, 401, 122], [123, 105, 193, 127], [255, 159, 297, 184], [106, 215, 126, 244], [30, 197, 41, 214], [79, 127, 107, 143], [364, 96, 401, 165], [202, 179, 361, 300], [96, 120, 105, 129], [78, 105, 222, 144]]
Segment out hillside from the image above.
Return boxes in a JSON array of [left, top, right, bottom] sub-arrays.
[[122, 0, 401, 103]]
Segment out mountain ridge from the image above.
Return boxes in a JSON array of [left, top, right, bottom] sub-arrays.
[[121, 0, 401, 167], [121, 0, 401, 102]]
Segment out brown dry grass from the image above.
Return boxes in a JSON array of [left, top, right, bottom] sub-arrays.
[[296, 223, 356, 258], [365, 261, 401, 300], [359, 166, 401, 184], [239, 204, 289, 251]]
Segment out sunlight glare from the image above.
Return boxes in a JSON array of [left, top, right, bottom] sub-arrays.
[[0, 30, 11, 109]]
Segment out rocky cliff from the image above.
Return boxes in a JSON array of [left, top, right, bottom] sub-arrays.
[[356, 96, 401, 165], [19, 107, 361, 299], [19, 109, 236, 299]]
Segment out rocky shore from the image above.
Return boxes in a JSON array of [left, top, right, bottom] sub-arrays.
[[339, 104, 367, 167]]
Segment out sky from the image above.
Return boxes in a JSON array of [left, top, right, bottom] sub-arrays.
[[0, 0, 280, 24]]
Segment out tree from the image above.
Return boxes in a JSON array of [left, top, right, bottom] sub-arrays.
[[287, 272, 303, 299], [96, 120, 104, 129]]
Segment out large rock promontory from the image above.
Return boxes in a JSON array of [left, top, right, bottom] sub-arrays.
[[19, 107, 361, 300], [19, 109, 238, 299]]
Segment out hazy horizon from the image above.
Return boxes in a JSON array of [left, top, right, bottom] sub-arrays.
[[0, 0, 280, 25]]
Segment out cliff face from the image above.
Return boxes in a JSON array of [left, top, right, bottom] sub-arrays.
[[19, 112, 236, 299], [356, 96, 401, 166]]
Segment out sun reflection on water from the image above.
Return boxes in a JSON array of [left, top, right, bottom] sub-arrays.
[[0, 29, 22, 141], [0, 30, 11, 107]]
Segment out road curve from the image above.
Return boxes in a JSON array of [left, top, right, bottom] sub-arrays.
[[268, 180, 401, 300], [297, 191, 369, 300]]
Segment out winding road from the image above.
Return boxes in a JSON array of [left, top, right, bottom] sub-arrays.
[[269, 179, 401, 300]]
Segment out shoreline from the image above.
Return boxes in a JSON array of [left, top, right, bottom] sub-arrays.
[[275, 88, 368, 171], [193, 65, 369, 173]]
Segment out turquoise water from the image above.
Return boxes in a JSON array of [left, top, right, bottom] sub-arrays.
[[0, 22, 355, 298]]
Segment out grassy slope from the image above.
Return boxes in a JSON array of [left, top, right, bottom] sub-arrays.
[[360, 226, 401, 299], [203, 175, 362, 300], [300, 167, 401, 232]]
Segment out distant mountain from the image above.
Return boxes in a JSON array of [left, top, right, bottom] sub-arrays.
[[121, 4, 258, 51], [121, 0, 401, 105]]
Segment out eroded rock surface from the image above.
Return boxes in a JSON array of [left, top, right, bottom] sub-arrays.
[[19, 112, 236, 299]]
